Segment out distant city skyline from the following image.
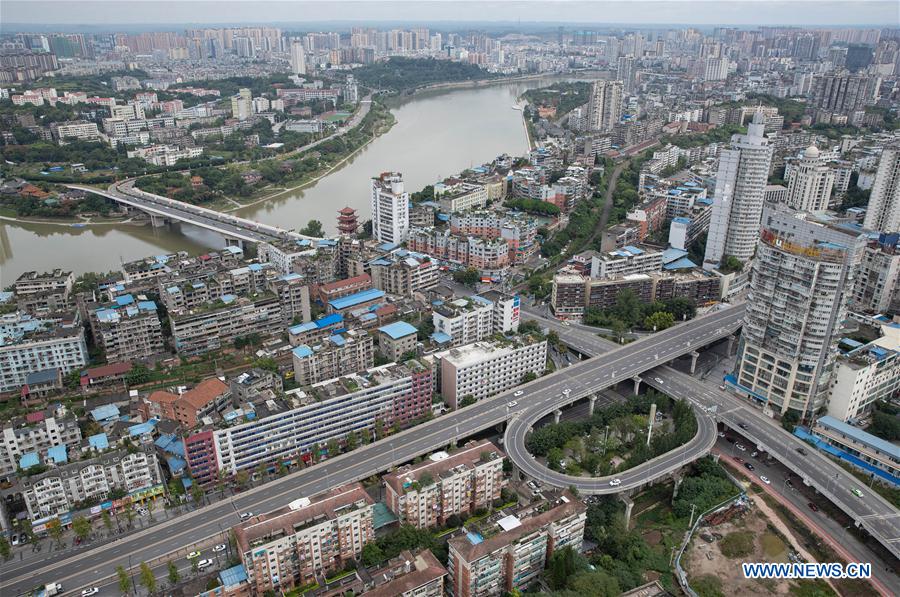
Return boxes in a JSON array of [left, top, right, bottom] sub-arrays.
[[3, 0, 898, 29]]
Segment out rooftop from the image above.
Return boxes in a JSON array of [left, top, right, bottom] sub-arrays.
[[815, 416, 900, 460], [378, 321, 418, 340]]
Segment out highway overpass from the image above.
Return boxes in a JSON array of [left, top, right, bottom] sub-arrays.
[[517, 305, 900, 564], [0, 306, 745, 596]]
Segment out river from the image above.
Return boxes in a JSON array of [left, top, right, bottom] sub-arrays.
[[0, 75, 593, 284]]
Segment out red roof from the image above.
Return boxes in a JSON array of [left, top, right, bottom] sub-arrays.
[[84, 362, 133, 380], [26, 412, 45, 423], [338, 207, 356, 214]]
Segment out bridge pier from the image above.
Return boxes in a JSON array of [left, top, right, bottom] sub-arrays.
[[726, 334, 737, 356], [689, 351, 700, 374], [632, 376, 642, 395], [149, 214, 169, 227], [554, 409, 562, 424], [588, 395, 598, 416], [620, 493, 635, 529], [224, 237, 245, 250], [672, 472, 684, 501]]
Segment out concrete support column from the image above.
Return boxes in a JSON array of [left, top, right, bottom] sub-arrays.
[[632, 376, 642, 395], [224, 237, 244, 250], [620, 493, 635, 529], [554, 409, 562, 424], [689, 351, 700, 375], [149, 214, 168, 227], [672, 474, 684, 501], [510, 463, 521, 482], [588, 395, 598, 416], [726, 334, 737, 356]]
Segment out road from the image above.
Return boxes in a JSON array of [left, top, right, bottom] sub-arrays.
[[518, 306, 900, 566], [0, 305, 742, 596]]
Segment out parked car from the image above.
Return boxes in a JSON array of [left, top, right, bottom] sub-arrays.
[[213, 544, 227, 552], [514, 390, 524, 397], [808, 502, 819, 512], [759, 476, 771, 485], [239, 512, 253, 520], [197, 559, 214, 570], [81, 588, 100, 596], [744, 462, 755, 471]]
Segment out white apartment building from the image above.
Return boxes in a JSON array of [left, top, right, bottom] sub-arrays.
[[477, 290, 521, 334], [704, 111, 774, 269], [372, 171, 410, 244], [436, 182, 489, 213], [828, 331, 900, 422], [733, 206, 867, 418], [88, 297, 164, 363], [291, 330, 374, 385], [432, 296, 495, 346], [20, 449, 162, 520], [0, 312, 88, 394], [437, 339, 547, 408], [235, 483, 374, 594], [852, 235, 900, 314], [786, 146, 835, 212], [383, 441, 505, 529], [290, 39, 307, 75], [126, 145, 203, 166], [591, 245, 663, 279], [0, 407, 82, 478], [863, 144, 900, 234], [51, 121, 100, 144]]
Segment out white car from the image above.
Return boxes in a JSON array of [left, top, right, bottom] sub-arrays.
[[562, 388, 571, 396], [81, 589, 100, 597], [736, 444, 746, 452], [507, 401, 518, 408], [239, 512, 253, 520], [514, 390, 524, 397], [562, 321, 570, 326], [759, 476, 771, 485], [717, 432, 726, 438], [197, 559, 214, 570], [187, 551, 201, 559], [654, 377, 664, 384], [609, 478, 622, 487], [213, 544, 227, 552]]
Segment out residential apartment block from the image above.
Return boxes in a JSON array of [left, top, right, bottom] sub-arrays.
[[383, 440, 505, 528], [0, 406, 82, 478], [369, 250, 439, 297], [234, 483, 375, 593], [169, 294, 283, 355], [291, 330, 375, 386], [437, 339, 547, 408], [0, 311, 88, 394], [87, 295, 164, 363], [827, 325, 900, 422], [139, 378, 231, 429], [447, 492, 587, 597], [432, 296, 495, 347]]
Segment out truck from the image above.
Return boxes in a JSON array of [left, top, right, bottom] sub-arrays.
[[34, 583, 63, 597]]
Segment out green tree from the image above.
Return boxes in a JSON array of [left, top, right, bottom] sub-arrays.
[[190, 554, 199, 574], [139, 562, 156, 593], [72, 516, 92, 542], [720, 255, 743, 274], [460, 395, 477, 408], [780, 410, 800, 432], [102, 510, 113, 533], [611, 290, 642, 328], [868, 410, 900, 441], [126, 363, 152, 386], [0, 535, 10, 560], [644, 311, 675, 331], [167, 561, 180, 585], [64, 369, 82, 389], [300, 219, 324, 237], [568, 570, 620, 596], [346, 430, 359, 451], [361, 542, 385, 567], [46, 518, 64, 546], [452, 267, 481, 287], [116, 565, 131, 595], [191, 483, 204, 505], [521, 371, 537, 383]]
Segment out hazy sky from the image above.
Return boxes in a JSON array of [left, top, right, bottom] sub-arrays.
[[3, 0, 898, 28]]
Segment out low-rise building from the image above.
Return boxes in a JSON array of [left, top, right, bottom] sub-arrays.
[[87, 295, 164, 363], [234, 483, 375, 593], [0, 405, 82, 478], [436, 182, 489, 212], [291, 330, 374, 386], [807, 416, 899, 486], [50, 120, 100, 144], [369, 251, 439, 297], [139, 378, 231, 429], [126, 144, 203, 166], [827, 326, 900, 422], [378, 321, 419, 361], [591, 245, 663, 279], [19, 447, 162, 520], [383, 440, 505, 528], [437, 338, 547, 408], [317, 273, 372, 304], [447, 491, 587, 597], [0, 311, 88, 394], [364, 549, 448, 597], [851, 233, 900, 315]]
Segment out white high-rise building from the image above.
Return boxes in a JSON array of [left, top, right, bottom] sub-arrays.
[[704, 56, 729, 81], [290, 40, 307, 76], [703, 111, 774, 270], [786, 146, 835, 212], [733, 206, 867, 419], [616, 55, 636, 94], [371, 172, 410, 244], [587, 80, 623, 132], [863, 144, 900, 234]]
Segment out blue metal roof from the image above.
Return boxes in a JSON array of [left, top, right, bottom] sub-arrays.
[[379, 321, 418, 339], [816, 416, 900, 460], [289, 321, 317, 334], [166, 456, 187, 473], [19, 452, 39, 469], [328, 288, 385, 311], [431, 331, 452, 344], [91, 404, 121, 422], [47, 445, 68, 464], [329, 334, 346, 347], [88, 433, 109, 450], [219, 565, 248, 588], [26, 368, 59, 385], [292, 345, 313, 358], [115, 294, 135, 306], [672, 216, 691, 224], [663, 257, 698, 270], [128, 420, 157, 436]]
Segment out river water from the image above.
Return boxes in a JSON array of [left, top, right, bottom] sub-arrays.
[[0, 75, 591, 284]]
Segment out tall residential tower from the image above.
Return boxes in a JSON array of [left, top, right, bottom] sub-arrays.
[[703, 111, 774, 270], [863, 144, 900, 234], [371, 172, 410, 244]]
